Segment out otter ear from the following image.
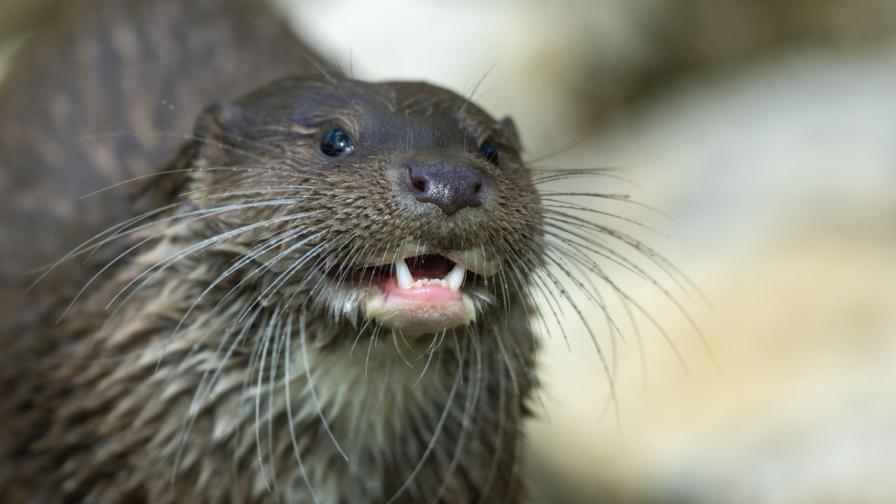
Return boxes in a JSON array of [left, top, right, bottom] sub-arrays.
[[195, 102, 247, 140], [499, 116, 521, 150], [193, 102, 250, 163]]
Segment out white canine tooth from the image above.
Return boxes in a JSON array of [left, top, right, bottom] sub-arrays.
[[445, 264, 466, 292], [395, 259, 414, 289]]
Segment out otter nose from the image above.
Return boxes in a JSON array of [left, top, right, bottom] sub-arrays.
[[405, 162, 484, 216]]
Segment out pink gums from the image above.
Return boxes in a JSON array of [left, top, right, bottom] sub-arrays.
[[379, 277, 462, 304]]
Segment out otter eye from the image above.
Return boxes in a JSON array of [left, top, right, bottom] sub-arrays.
[[477, 139, 499, 166], [319, 128, 354, 157]]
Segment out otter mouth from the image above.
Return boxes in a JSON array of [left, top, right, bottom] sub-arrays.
[[331, 250, 495, 335]]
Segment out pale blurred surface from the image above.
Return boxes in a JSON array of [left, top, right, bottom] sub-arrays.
[[3, 1, 895, 502]]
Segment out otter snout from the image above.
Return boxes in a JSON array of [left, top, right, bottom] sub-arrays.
[[405, 161, 484, 216]]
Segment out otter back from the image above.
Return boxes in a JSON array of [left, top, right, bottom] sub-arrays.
[[0, 0, 324, 329]]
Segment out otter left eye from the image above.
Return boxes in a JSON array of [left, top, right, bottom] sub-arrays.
[[319, 128, 354, 157], [477, 139, 499, 166]]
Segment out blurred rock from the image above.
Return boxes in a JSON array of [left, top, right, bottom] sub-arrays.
[[528, 42, 896, 504], [571, 0, 896, 120], [0, 0, 62, 41]]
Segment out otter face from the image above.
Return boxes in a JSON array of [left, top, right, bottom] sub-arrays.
[[186, 76, 543, 336]]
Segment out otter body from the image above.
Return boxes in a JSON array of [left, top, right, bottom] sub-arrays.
[[0, 0, 320, 330], [0, 2, 541, 502]]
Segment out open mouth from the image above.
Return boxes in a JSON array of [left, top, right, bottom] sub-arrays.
[[333, 251, 494, 335]]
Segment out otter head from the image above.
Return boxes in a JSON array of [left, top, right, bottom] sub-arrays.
[[182, 76, 543, 336]]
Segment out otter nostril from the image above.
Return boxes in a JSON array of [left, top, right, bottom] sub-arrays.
[[412, 176, 427, 193], [406, 167, 427, 194], [473, 182, 482, 194]]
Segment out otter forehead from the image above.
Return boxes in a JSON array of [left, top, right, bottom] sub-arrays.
[[231, 76, 502, 151]]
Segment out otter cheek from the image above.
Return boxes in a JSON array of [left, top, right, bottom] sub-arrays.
[[364, 285, 476, 335]]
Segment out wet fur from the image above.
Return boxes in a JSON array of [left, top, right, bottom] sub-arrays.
[[7, 76, 542, 502], [0, 1, 693, 503]]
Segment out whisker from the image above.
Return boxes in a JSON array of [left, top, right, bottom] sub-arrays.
[[298, 313, 349, 462], [104, 210, 314, 313], [253, 307, 276, 493], [542, 203, 666, 235], [536, 192, 671, 219], [283, 312, 321, 504], [385, 335, 465, 504], [523, 124, 601, 165], [433, 326, 483, 502]]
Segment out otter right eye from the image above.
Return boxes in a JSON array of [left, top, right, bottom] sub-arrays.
[[319, 128, 354, 157]]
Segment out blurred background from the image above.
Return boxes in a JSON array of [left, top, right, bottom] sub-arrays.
[[3, 0, 896, 502]]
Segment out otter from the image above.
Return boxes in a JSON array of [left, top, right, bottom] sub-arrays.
[[0, 0, 671, 502], [4, 73, 540, 502], [2, 0, 542, 502]]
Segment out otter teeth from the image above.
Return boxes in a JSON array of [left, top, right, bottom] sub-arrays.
[[445, 263, 466, 291], [393, 259, 467, 292], [395, 259, 414, 289]]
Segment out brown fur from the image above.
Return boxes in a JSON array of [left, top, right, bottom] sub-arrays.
[[0, 0, 322, 332], [0, 2, 545, 502], [0, 1, 671, 502], [2, 78, 542, 504]]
